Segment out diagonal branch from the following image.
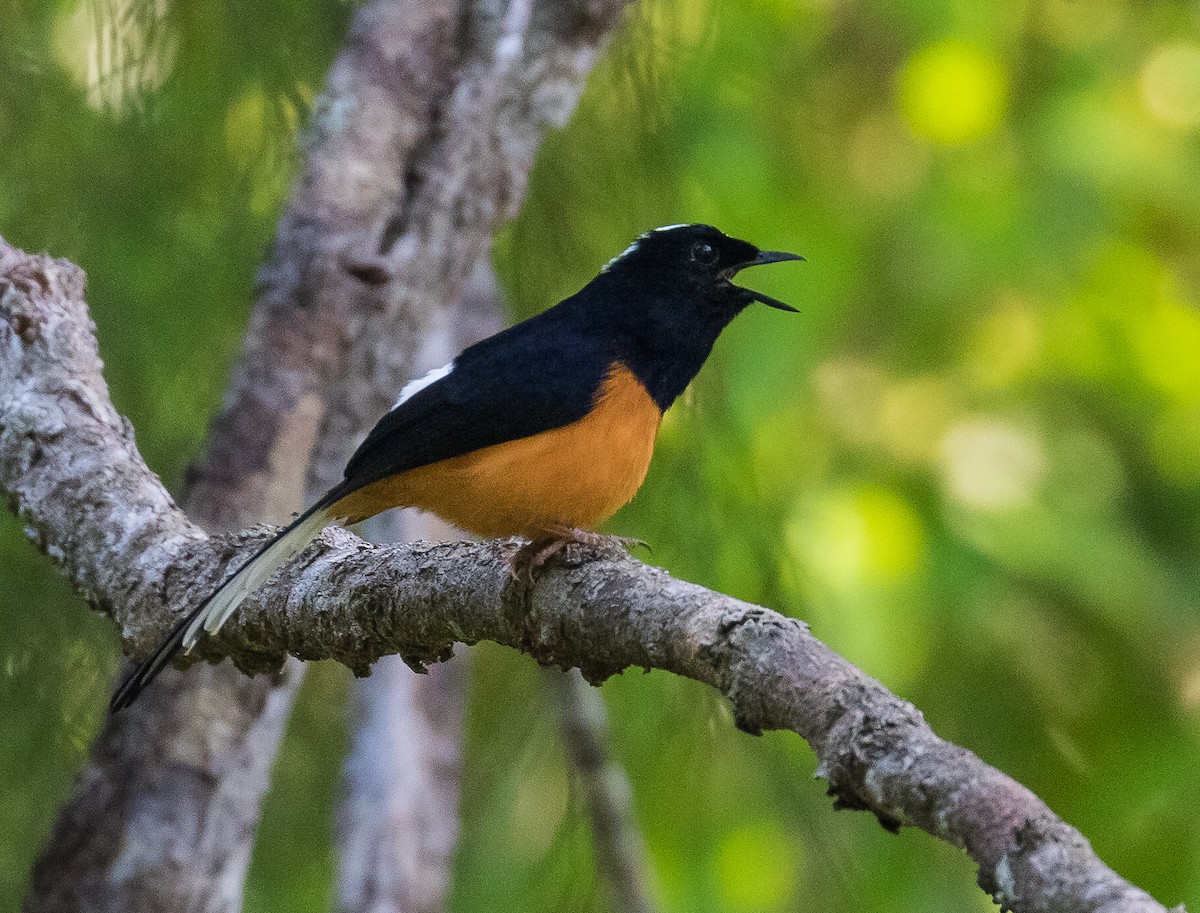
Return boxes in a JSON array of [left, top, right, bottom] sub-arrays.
[[551, 667, 656, 913], [1, 243, 1181, 913]]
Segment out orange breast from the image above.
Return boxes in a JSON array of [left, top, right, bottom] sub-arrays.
[[330, 364, 663, 538]]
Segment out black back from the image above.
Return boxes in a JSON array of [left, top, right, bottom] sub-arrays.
[[341, 305, 614, 487]]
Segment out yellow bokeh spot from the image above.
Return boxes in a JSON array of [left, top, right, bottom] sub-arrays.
[[224, 90, 293, 216], [879, 375, 959, 464], [848, 111, 928, 199], [225, 90, 269, 159], [792, 485, 925, 587], [857, 486, 926, 580], [786, 487, 933, 685], [898, 40, 1008, 145], [967, 294, 1043, 389], [1180, 664, 1200, 713], [52, 0, 177, 114], [939, 418, 1046, 513], [1045, 302, 1107, 378], [813, 357, 887, 445], [1140, 42, 1200, 129], [715, 823, 798, 911], [1134, 299, 1200, 403], [641, 0, 712, 48], [1039, 0, 1124, 48], [1176, 630, 1200, 714]]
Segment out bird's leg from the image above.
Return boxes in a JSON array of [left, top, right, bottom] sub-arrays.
[[546, 527, 650, 554], [510, 527, 649, 582], [510, 535, 571, 583]]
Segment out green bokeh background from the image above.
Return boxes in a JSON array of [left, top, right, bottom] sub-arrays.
[[3, 0, 1200, 910]]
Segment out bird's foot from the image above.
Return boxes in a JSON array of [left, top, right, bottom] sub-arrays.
[[510, 536, 570, 583], [546, 527, 649, 553], [509, 528, 649, 583]]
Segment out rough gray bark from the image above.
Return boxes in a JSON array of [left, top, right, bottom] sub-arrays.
[[552, 668, 656, 913], [1, 241, 1181, 913], [305, 0, 626, 491], [181, 0, 456, 532], [2, 232, 306, 910], [11, 0, 633, 908]]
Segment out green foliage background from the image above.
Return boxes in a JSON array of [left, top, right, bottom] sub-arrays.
[[3, 0, 1200, 909]]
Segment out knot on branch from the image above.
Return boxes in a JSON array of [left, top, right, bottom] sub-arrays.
[[702, 604, 809, 736], [515, 539, 636, 683]]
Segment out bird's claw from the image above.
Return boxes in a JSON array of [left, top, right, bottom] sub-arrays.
[[508, 528, 649, 582]]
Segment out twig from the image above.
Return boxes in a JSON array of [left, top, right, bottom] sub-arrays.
[[552, 668, 656, 913]]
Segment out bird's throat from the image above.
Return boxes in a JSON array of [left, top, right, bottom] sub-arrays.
[[622, 333, 720, 412]]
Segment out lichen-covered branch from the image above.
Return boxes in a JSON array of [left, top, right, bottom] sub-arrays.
[[1, 242, 1179, 913]]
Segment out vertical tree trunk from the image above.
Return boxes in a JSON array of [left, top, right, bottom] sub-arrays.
[[337, 633, 467, 913]]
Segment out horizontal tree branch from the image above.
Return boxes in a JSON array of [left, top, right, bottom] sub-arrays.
[[0, 244, 1181, 913]]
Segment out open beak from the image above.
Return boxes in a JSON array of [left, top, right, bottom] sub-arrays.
[[727, 249, 804, 312]]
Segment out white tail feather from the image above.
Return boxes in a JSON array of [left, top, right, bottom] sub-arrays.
[[182, 509, 336, 652]]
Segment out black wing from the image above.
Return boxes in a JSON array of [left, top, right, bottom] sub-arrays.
[[340, 305, 614, 489]]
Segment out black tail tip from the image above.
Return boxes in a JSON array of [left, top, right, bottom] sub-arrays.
[[109, 612, 195, 713], [108, 671, 145, 714], [109, 652, 170, 713]]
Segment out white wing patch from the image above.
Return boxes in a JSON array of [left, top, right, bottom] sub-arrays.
[[601, 224, 695, 273], [394, 361, 454, 408]]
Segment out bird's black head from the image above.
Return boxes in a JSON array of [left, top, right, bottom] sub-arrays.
[[586, 223, 803, 409], [600, 223, 802, 317]]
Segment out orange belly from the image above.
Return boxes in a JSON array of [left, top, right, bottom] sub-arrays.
[[330, 364, 662, 538]]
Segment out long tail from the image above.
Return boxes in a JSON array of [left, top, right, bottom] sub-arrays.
[[109, 501, 339, 713]]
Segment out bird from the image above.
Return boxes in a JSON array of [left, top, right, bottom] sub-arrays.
[[109, 223, 802, 712]]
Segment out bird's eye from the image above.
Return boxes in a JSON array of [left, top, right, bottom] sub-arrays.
[[690, 241, 719, 266]]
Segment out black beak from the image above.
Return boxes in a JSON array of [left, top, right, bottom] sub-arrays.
[[728, 249, 804, 312]]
